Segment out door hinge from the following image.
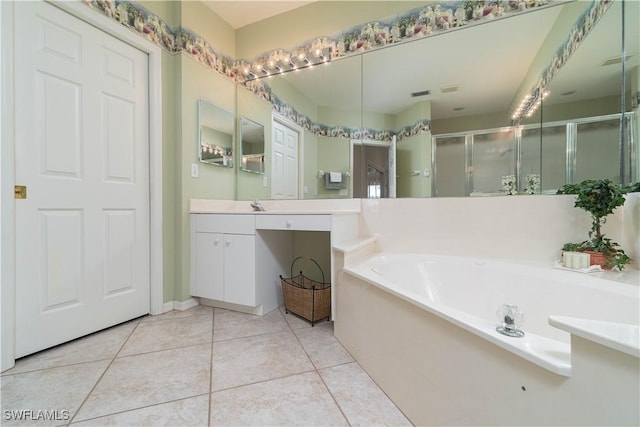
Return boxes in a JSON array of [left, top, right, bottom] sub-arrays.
[[14, 185, 27, 199]]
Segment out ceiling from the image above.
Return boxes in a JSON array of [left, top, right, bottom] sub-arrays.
[[202, 1, 315, 29]]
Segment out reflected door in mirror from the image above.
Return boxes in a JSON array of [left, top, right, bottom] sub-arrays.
[[353, 144, 389, 198], [272, 119, 299, 199], [434, 136, 467, 197]]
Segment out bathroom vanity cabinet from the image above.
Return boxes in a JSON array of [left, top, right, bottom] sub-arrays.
[[189, 202, 362, 317], [191, 214, 256, 306]]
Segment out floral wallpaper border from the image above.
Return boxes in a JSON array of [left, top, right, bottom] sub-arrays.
[[245, 80, 431, 142], [512, 0, 614, 122], [81, 0, 612, 136], [82, 0, 561, 84]]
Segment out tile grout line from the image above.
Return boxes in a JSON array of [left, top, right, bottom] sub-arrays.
[[208, 308, 317, 396], [284, 311, 353, 427], [1, 318, 145, 378], [68, 310, 217, 425], [322, 328, 416, 427], [65, 318, 143, 426], [208, 309, 216, 427], [64, 393, 212, 426], [50, 306, 404, 425], [1, 357, 116, 378], [114, 340, 214, 360]]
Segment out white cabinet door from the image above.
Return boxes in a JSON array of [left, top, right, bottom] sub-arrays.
[[223, 234, 256, 306], [194, 233, 224, 300]]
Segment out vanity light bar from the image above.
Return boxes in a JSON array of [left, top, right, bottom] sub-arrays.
[[512, 89, 550, 123], [245, 55, 331, 80]]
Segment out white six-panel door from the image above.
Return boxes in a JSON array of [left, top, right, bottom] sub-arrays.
[[14, 1, 150, 357], [271, 119, 299, 199]]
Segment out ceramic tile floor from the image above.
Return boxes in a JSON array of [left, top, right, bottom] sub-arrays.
[[1, 305, 413, 426]]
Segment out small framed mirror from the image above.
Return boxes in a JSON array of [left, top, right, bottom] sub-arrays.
[[199, 99, 234, 168], [240, 117, 265, 174]]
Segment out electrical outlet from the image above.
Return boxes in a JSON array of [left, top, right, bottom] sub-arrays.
[[423, 169, 430, 177], [262, 176, 268, 187], [191, 163, 199, 178]]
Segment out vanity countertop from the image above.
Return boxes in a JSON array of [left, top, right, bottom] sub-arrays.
[[189, 198, 361, 215]]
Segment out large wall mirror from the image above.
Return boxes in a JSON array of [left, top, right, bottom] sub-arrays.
[[235, 0, 636, 200], [199, 99, 234, 168]]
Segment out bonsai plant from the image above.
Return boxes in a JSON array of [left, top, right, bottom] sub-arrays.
[[557, 179, 633, 270]]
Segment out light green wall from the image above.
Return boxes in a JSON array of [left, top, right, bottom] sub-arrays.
[[139, 0, 238, 303], [432, 110, 510, 135], [396, 101, 431, 197], [180, 0, 235, 58], [138, 1, 181, 302], [541, 95, 621, 122], [237, 78, 362, 201], [142, 0, 180, 28], [303, 131, 319, 199], [160, 50, 179, 302], [269, 78, 319, 121], [318, 106, 360, 128], [236, 85, 272, 201], [363, 110, 395, 132], [316, 137, 351, 198], [292, 232, 331, 283], [178, 2, 236, 302], [178, 56, 236, 301]]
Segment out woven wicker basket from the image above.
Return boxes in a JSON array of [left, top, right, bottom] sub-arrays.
[[280, 257, 331, 326]]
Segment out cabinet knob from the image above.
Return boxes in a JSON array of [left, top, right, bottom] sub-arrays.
[[286, 220, 293, 228], [214, 239, 220, 245], [225, 240, 231, 246]]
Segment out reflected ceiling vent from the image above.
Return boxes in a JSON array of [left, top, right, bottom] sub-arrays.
[[561, 90, 576, 96], [600, 54, 632, 66], [453, 107, 464, 111], [411, 90, 431, 97], [440, 85, 459, 93]]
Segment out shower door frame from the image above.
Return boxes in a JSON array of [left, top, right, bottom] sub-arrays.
[[431, 111, 637, 197]]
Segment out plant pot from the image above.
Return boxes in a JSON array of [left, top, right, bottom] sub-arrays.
[[584, 250, 611, 270]]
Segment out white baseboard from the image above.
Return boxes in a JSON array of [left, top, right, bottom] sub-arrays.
[[198, 297, 264, 315], [173, 298, 199, 311], [157, 298, 199, 314], [161, 301, 174, 314]]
